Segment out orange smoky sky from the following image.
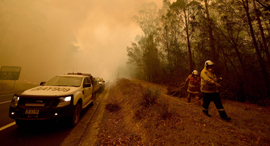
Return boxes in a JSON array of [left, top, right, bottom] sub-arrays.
[[0, 0, 168, 83]]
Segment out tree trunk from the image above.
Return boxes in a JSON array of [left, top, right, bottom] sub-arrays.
[[233, 43, 245, 75], [165, 29, 172, 74], [184, 7, 194, 72], [219, 44, 240, 76], [252, 0, 270, 66], [242, 0, 270, 97], [204, 0, 217, 64]]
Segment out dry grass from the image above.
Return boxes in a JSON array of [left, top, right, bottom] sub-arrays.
[[94, 78, 270, 146], [105, 103, 121, 112], [94, 79, 144, 145], [141, 86, 161, 107], [156, 99, 177, 120]]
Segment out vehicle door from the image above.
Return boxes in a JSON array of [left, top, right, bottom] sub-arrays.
[[83, 77, 92, 105]]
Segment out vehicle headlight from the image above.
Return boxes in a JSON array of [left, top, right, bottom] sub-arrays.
[[10, 95, 20, 107], [57, 96, 72, 107]]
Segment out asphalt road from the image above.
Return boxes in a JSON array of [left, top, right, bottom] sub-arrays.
[[0, 93, 15, 127], [0, 86, 108, 146]]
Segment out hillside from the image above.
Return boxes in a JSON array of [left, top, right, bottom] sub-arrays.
[[94, 78, 270, 145]]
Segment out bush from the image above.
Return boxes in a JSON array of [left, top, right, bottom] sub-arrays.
[[158, 100, 177, 120], [105, 103, 121, 112], [134, 107, 145, 120], [141, 86, 161, 107]]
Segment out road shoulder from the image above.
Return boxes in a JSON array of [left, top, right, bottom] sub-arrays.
[[77, 86, 110, 146]]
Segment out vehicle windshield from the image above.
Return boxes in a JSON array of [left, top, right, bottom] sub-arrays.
[[44, 76, 83, 87]]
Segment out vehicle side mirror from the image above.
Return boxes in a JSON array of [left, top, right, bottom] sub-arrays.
[[40, 82, 46, 86], [84, 83, 91, 88]]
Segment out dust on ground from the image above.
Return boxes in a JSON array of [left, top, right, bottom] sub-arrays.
[[94, 78, 270, 145]]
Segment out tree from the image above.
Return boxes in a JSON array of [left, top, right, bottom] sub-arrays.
[[141, 34, 162, 82], [170, 0, 201, 72], [204, 0, 217, 69], [133, 2, 159, 36], [240, 0, 270, 98], [127, 42, 144, 79], [127, 0, 270, 103], [252, 0, 270, 65]]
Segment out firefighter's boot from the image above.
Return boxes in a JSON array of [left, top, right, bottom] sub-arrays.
[[219, 111, 231, 121], [202, 110, 211, 117]]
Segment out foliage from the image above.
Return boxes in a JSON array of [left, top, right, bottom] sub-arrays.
[[95, 78, 270, 145], [141, 86, 161, 107], [127, 0, 270, 105], [105, 103, 121, 112], [158, 99, 178, 120]]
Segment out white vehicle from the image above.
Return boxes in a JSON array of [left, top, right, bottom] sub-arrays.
[[9, 73, 96, 127], [94, 77, 105, 92], [95, 77, 105, 86]]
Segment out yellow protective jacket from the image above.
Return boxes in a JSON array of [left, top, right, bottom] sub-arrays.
[[185, 74, 200, 94], [200, 66, 219, 93]]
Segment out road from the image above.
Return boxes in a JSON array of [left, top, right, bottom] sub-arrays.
[[0, 93, 15, 127], [0, 86, 109, 146]]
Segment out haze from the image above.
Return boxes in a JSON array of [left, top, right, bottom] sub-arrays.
[[0, 0, 165, 83]]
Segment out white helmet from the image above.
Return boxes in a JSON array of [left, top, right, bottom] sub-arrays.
[[205, 60, 214, 66], [192, 70, 198, 75]]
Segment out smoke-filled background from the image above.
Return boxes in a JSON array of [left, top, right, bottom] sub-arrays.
[[0, 0, 164, 83]]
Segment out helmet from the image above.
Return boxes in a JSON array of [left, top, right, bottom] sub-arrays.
[[205, 60, 214, 66], [192, 70, 198, 75]]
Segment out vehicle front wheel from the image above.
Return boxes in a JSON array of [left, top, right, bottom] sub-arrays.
[[70, 103, 82, 127]]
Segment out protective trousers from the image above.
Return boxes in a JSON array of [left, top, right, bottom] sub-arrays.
[[202, 93, 228, 118]]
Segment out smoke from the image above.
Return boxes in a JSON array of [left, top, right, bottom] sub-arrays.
[[0, 0, 164, 84]]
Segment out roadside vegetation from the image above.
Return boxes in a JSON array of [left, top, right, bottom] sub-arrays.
[[94, 78, 270, 145], [141, 86, 161, 107], [126, 0, 270, 106]]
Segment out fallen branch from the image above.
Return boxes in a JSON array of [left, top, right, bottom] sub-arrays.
[[167, 83, 186, 96]]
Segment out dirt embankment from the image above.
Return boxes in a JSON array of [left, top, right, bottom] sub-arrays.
[[94, 78, 270, 146]]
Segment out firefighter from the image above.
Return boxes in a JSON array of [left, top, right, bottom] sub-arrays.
[[185, 70, 200, 103], [200, 60, 231, 121]]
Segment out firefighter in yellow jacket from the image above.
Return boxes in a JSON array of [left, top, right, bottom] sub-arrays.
[[200, 60, 231, 121], [185, 70, 200, 103]]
